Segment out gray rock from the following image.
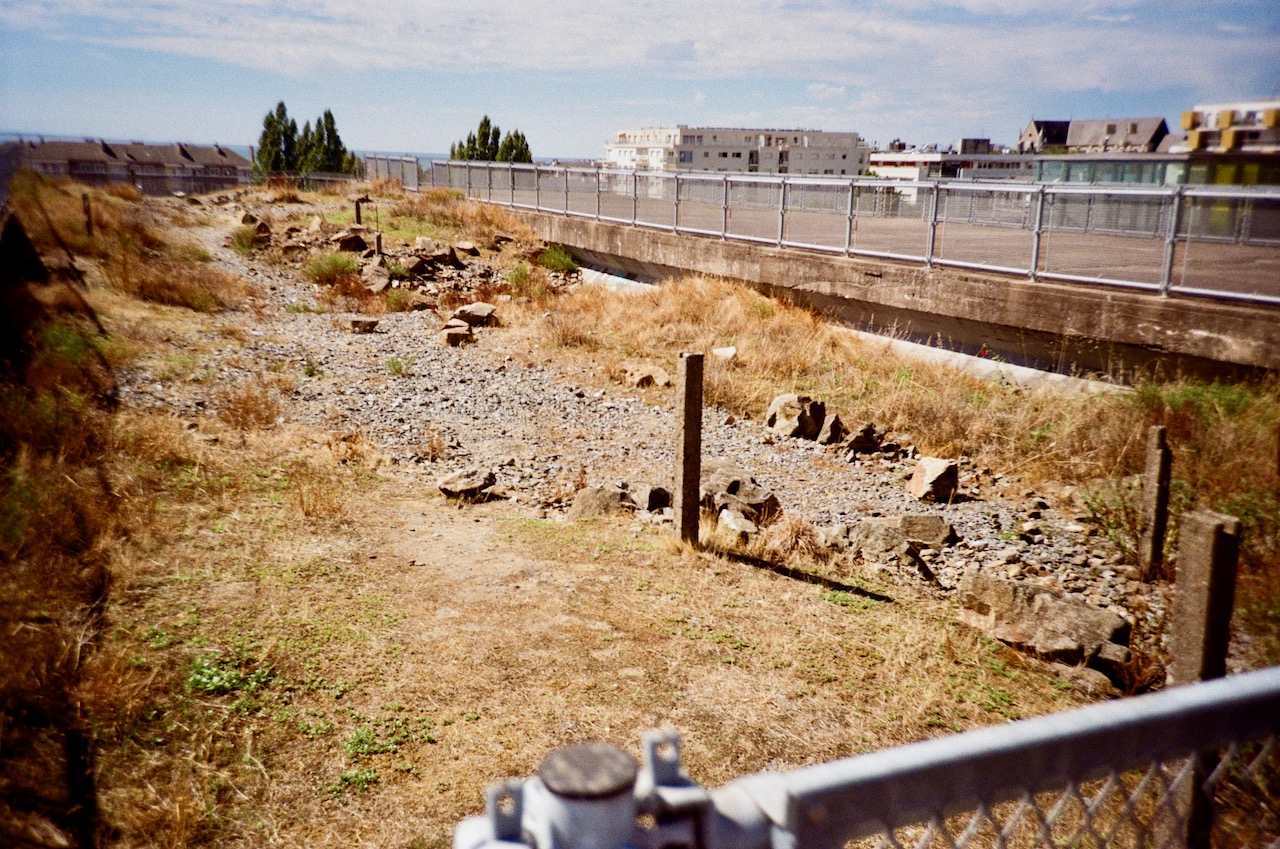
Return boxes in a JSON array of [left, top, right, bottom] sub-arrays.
[[624, 364, 672, 388], [454, 241, 480, 256], [331, 231, 368, 252], [349, 318, 379, 334], [718, 508, 759, 543], [630, 484, 671, 513], [440, 326, 473, 347], [363, 264, 391, 293], [844, 422, 886, 456], [452, 302, 499, 327], [907, 457, 959, 502], [765, 394, 825, 440], [699, 461, 781, 525], [567, 486, 631, 519], [897, 514, 958, 548], [438, 468, 495, 499], [414, 236, 440, 251], [958, 572, 1131, 668], [816, 413, 847, 446]]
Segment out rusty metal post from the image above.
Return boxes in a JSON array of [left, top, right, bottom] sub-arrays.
[[1163, 509, 1241, 849], [82, 193, 92, 239], [1138, 425, 1172, 580], [674, 353, 704, 546]]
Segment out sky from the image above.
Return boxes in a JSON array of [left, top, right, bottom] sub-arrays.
[[1, 1, 1278, 160]]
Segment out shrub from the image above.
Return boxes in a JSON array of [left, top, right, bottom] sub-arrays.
[[215, 381, 282, 429], [537, 244, 578, 273], [229, 224, 263, 255], [305, 252, 361, 286]]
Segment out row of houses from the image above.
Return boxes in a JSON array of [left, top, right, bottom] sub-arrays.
[[4, 138, 253, 194], [601, 98, 1280, 187]]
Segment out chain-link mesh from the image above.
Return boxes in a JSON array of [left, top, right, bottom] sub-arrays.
[[843, 736, 1277, 849]]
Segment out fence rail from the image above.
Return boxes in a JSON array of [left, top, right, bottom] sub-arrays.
[[430, 161, 1280, 307], [455, 666, 1280, 849]]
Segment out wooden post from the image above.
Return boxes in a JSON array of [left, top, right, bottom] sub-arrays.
[[82, 193, 93, 239], [674, 353, 704, 546], [1162, 509, 1241, 849], [354, 197, 363, 225], [1138, 425, 1172, 580]]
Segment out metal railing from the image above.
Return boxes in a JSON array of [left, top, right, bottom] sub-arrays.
[[455, 665, 1280, 849], [365, 154, 420, 191], [430, 161, 1280, 307]]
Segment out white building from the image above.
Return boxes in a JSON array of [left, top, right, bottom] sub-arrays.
[[603, 126, 870, 175], [1173, 99, 1280, 154], [868, 149, 1033, 182]]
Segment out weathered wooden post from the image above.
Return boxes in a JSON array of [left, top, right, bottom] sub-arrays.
[[1162, 509, 1242, 849], [674, 353, 704, 546], [1138, 425, 1172, 580], [81, 193, 93, 239], [354, 197, 363, 225]]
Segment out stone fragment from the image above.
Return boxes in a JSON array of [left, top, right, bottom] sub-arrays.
[[440, 326, 473, 347], [897, 514, 958, 548], [844, 422, 886, 456], [630, 484, 671, 513], [718, 508, 759, 543], [438, 468, 495, 499], [907, 457, 959, 502], [415, 236, 439, 251], [452, 302, 498, 327], [711, 346, 737, 361], [765, 393, 825, 440], [454, 241, 480, 256], [699, 461, 781, 525], [400, 254, 431, 277], [958, 572, 1131, 670], [241, 212, 258, 225], [308, 215, 323, 233], [331, 231, 368, 252], [349, 318, 379, 334], [567, 486, 630, 519], [624, 364, 672, 389], [363, 264, 391, 293], [816, 413, 847, 445]]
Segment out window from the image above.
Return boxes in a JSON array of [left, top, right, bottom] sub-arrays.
[[719, 151, 728, 158], [1105, 123, 1117, 134], [703, 151, 710, 157], [732, 151, 742, 158], [678, 151, 692, 163], [1127, 122, 1137, 134]]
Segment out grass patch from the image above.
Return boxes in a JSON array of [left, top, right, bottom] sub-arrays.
[[536, 244, 578, 273], [305, 251, 361, 286]]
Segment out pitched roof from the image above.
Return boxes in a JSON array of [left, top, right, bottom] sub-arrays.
[[1027, 120, 1070, 145], [180, 143, 252, 169], [120, 143, 191, 167], [1067, 117, 1168, 149], [22, 139, 121, 164]]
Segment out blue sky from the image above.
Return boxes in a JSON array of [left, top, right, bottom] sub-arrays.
[[2, 1, 1277, 159]]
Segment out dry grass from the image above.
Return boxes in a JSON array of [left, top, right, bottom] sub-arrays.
[[215, 380, 284, 430], [388, 187, 537, 247]]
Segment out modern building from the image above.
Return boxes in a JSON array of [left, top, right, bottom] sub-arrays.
[[1173, 99, 1280, 155], [603, 126, 870, 175], [868, 149, 1033, 182], [8, 138, 252, 193]]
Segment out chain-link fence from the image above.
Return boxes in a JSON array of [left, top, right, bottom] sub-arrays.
[[430, 161, 1280, 306], [455, 667, 1280, 849]]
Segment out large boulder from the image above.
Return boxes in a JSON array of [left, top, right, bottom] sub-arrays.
[[766, 394, 825, 440], [816, 413, 847, 446], [958, 572, 1131, 671], [825, 520, 933, 581], [907, 457, 959, 502], [699, 461, 781, 526], [897, 514, 958, 548], [331, 230, 368, 252]]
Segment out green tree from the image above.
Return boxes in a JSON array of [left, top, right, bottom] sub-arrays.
[[451, 115, 531, 163], [254, 101, 298, 174]]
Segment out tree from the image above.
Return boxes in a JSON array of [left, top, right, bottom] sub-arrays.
[[451, 115, 532, 163], [256, 103, 358, 175], [254, 101, 298, 174]]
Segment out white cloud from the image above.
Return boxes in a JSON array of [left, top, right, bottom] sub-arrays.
[[807, 83, 846, 101]]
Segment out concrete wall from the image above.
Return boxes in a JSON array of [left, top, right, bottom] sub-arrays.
[[517, 210, 1280, 378]]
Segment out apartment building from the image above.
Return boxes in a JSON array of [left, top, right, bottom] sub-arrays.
[[603, 126, 870, 175], [1174, 99, 1280, 155], [9, 138, 251, 193]]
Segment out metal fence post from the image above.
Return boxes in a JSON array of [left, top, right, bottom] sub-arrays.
[[777, 180, 787, 246], [925, 184, 940, 267], [595, 169, 601, 220], [674, 353, 704, 547], [564, 167, 570, 214], [631, 172, 638, 225], [534, 165, 540, 210], [721, 175, 730, 239], [486, 164, 492, 202], [1160, 187, 1184, 296], [1138, 425, 1172, 581], [510, 163, 516, 206], [673, 174, 681, 232], [466, 163, 472, 198], [1028, 186, 1046, 281], [844, 181, 855, 256]]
